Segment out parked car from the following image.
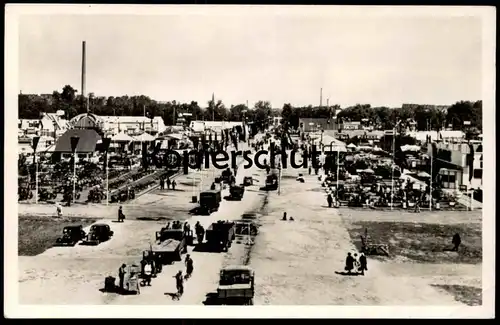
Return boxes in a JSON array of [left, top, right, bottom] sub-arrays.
[[81, 223, 114, 245], [55, 225, 86, 246]]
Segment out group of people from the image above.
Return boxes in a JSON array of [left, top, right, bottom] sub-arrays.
[[172, 254, 194, 299], [345, 252, 368, 276], [159, 177, 176, 191]]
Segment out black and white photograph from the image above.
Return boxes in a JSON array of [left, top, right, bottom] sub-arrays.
[[4, 4, 495, 319]]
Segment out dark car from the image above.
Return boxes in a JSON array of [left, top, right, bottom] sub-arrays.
[[55, 225, 86, 246], [81, 223, 114, 245]]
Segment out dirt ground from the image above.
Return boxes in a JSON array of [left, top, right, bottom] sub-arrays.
[[17, 142, 483, 306]]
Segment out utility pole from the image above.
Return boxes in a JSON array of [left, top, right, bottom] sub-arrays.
[[81, 41, 89, 113], [212, 93, 215, 121]]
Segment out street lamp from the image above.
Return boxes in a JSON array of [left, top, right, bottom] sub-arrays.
[[70, 136, 80, 205], [329, 140, 341, 194], [102, 137, 112, 206], [390, 119, 401, 211], [32, 136, 41, 204]]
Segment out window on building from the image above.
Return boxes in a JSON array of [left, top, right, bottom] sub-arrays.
[[473, 169, 482, 179], [441, 170, 457, 189]]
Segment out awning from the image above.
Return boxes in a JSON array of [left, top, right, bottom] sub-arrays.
[[112, 132, 135, 142], [417, 171, 431, 178], [347, 143, 357, 148], [133, 132, 155, 142], [163, 133, 183, 140]]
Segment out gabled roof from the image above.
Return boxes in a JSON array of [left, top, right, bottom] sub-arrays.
[[54, 129, 102, 153]]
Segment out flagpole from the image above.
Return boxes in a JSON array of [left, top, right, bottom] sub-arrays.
[[391, 126, 396, 211], [430, 151, 433, 212], [35, 151, 38, 204]]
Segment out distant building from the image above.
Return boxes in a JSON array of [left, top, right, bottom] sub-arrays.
[[18, 111, 69, 138], [189, 120, 244, 133], [69, 113, 166, 136], [299, 118, 339, 132], [176, 113, 192, 127], [431, 140, 483, 190], [340, 121, 362, 131]]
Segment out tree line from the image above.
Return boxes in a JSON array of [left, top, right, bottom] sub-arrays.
[[281, 101, 482, 132], [18, 85, 280, 126], [19, 85, 482, 133]]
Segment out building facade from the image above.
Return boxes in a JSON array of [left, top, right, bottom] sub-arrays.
[[434, 141, 482, 190]]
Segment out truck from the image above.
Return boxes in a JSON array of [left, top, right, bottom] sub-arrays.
[[199, 190, 222, 215], [154, 226, 191, 264], [217, 265, 255, 305], [229, 185, 245, 200], [206, 221, 236, 252], [265, 174, 278, 191]]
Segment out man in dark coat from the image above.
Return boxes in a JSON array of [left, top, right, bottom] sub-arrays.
[[327, 194, 333, 208], [452, 233, 462, 251], [118, 264, 126, 291], [345, 252, 354, 274], [118, 206, 125, 222], [359, 253, 368, 275]]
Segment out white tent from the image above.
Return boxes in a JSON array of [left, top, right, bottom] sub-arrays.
[[163, 133, 183, 140], [112, 132, 135, 142], [401, 144, 421, 152], [417, 171, 431, 178], [347, 143, 357, 148], [133, 132, 155, 142]]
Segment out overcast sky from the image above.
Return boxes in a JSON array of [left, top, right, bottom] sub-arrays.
[[18, 10, 482, 108]]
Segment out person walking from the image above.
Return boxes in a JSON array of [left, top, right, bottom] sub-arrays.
[[166, 177, 171, 190], [143, 262, 153, 286], [359, 252, 368, 276], [172, 180, 177, 191], [56, 202, 63, 218], [345, 252, 354, 274], [160, 177, 165, 190], [118, 264, 126, 291], [353, 253, 360, 274], [185, 254, 194, 279], [118, 206, 125, 223], [452, 233, 462, 251], [174, 270, 184, 298], [327, 193, 333, 208]]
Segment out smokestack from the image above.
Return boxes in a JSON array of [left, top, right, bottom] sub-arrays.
[[320, 88, 323, 108], [81, 41, 88, 113]]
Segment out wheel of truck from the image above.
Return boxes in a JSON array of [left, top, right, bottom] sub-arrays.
[[177, 250, 182, 261], [248, 298, 254, 305]]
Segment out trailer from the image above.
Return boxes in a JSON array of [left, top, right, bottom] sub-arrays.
[[206, 221, 236, 252], [217, 265, 255, 305]]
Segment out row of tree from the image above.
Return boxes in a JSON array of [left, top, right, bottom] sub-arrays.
[[19, 85, 279, 127], [281, 101, 482, 131], [19, 85, 482, 132]]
